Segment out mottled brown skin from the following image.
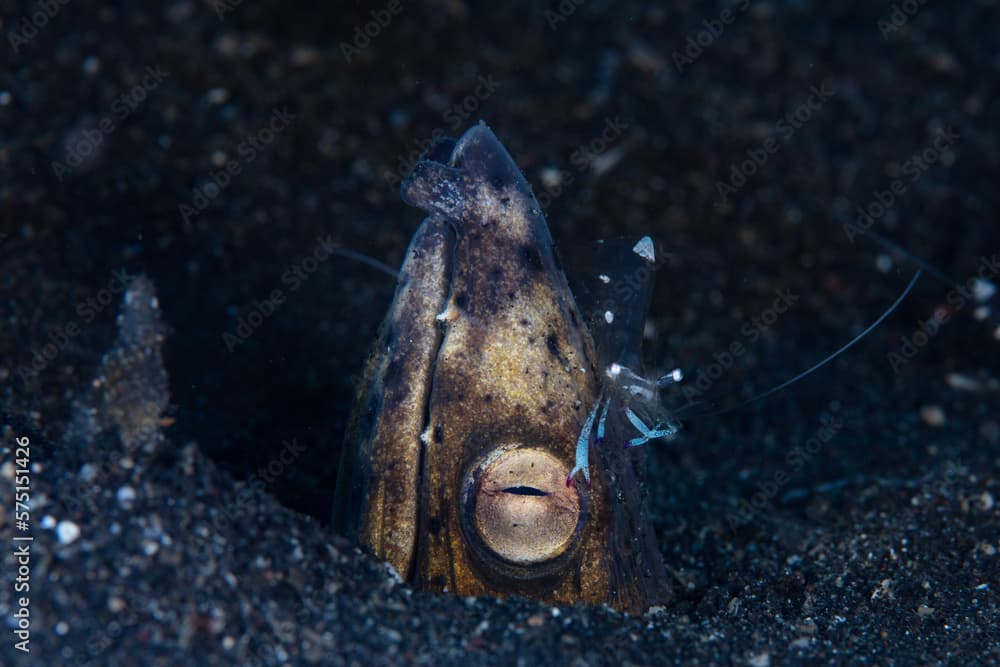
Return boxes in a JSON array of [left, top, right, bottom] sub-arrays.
[[335, 124, 666, 612], [333, 217, 453, 574]]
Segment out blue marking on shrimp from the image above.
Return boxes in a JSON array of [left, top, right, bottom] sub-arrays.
[[596, 398, 609, 442], [625, 426, 677, 448], [623, 404, 650, 435], [569, 382, 679, 486], [623, 405, 678, 447], [567, 397, 603, 486]]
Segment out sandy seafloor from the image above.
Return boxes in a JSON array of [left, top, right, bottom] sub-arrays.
[[1, 0, 999, 664]]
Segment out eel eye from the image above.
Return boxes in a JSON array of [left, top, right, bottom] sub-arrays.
[[462, 445, 584, 578]]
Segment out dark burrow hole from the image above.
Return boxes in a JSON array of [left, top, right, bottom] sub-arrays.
[[152, 235, 390, 527]]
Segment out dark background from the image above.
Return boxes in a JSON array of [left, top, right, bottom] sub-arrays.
[[2, 0, 999, 664]]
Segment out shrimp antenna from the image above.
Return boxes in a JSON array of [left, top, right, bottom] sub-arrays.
[[681, 269, 922, 419], [842, 220, 957, 286], [331, 246, 400, 279], [845, 220, 998, 323]]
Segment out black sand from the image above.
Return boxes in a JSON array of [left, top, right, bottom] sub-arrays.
[[2, 0, 998, 664]]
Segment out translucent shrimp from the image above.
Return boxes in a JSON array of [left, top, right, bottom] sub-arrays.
[[566, 233, 923, 486], [567, 236, 679, 485]]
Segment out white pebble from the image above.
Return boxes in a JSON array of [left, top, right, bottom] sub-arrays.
[[116, 486, 137, 509], [875, 254, 893, 273], [82, 55, 101, 76], [539, 167, 563, 189], [56, 520, 81, 545], [973, 279, 996, 303], [206, 88, 230, 104], [920, 405, 946, 427], [945, 372, 985, 392]]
